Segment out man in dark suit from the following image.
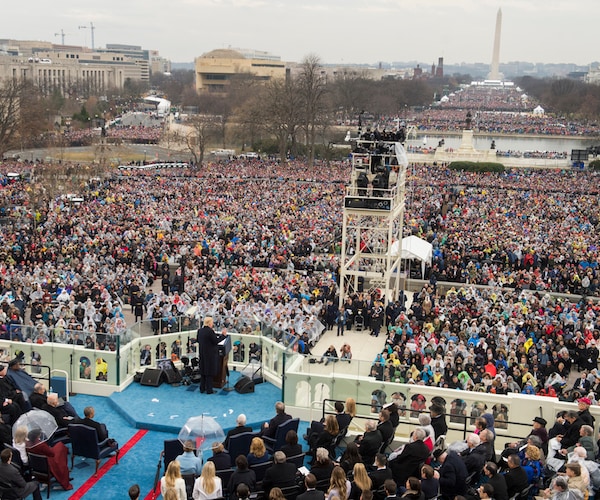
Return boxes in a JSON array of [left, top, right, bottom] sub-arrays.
[[29, 383, 47, 410], [389, 428, 431, 487], [224, 413, 253, 449], [435, 449, 468, 500], [261, 451, 298, 495], [196, 316, 226, 394], [369, 454, 393, 490], [430, 404, 448, 439], [357, 420, 382, 466], [0, 448, 42, 500], [557, 411, 584, 451], [576, 397, 595, 427], [572, 372, 591, 394], [0, 363, 28, 415], [74, 406, 110, 442], [384, 479, 398, 500], [483, 462, 508, 500], [261, 401, 292, 439], [297, 473, 325, 500], [461, 433, 487, 477], [30, 383, 78, 418], [503, 454, 528, 498], [42, 392, 74, 428], [207, 442, 232, 471], [335, 401, 353, 431], [377, 409, 394, 448]]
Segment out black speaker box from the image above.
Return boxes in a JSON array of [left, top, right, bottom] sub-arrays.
[[163, 368, 182, 384], [140, 368, 163, 386], [234, 375, 255, 394]]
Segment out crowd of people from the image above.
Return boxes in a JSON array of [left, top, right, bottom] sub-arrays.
[[60, 124, 163, 146], [340, 86, 600, 137], [495, 151, 570, 160], [0, 160, 348, 351], [0, 158, 599, 365], [364, 280, 600, 403], [405, 165, 600, 295], [146, 393, 600, 500], [436, 85, 535, 113], [414, 109, 600, 137], [0, 352, 118, 497]]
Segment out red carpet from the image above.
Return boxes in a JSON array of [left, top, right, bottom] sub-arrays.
[[69, 429, 148, 500]]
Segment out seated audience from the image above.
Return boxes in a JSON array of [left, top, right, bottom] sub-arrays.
[[401, 477, 421, 500], [0, 448, 41, 500], [247, 437, 270, 466], [207, 442, 231, 471], [420, 465, 439, 500], [161, 460, 187, 500], [176, 440, 202, 476], [310, 447, 335, 483], [349, 463, 373, 500], [224, 414, 253, 449], [262, 451, 299, 495], [261, 402, 292, 439], [192, 461, 223, 500], [327, 465, 351, 500], [299, 473, 326, 500], [229, 455, 257, 500], [26, 428, 72, 491], [339, 442, 363, 474], [280, 430, 303, 459]]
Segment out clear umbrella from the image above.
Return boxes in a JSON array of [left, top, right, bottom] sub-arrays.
[[178, 414, 225, 453], [13, 409, 58, 443]]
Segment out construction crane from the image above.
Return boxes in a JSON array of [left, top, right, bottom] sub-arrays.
[[78, 22, 96, 50], [54, 29, 67, 45]]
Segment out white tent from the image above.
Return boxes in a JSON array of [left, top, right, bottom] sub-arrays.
[[144, 95, 171, 117], [389, 236, 433, 278], [533, 105, 545, 115]]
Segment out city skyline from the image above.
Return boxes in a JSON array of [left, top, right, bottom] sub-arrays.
[[2, 0, 598, 66]]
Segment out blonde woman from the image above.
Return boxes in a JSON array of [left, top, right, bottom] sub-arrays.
[[192, 461, 223, 500], [345, 398, 356, 418], [268, 487, 286, 500], [12, 426, 29, 465], [349, 463, 372, 500], [247, 437, 270, 465], [327, 465, 350, 500], [160, 460, 187, 500]]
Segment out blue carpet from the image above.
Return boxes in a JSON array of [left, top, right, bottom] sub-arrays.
[[109, 371, 282, 433], [40, 375, 294, 500]]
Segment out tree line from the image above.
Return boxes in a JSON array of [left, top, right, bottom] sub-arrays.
[[2, 54, 600, 162]]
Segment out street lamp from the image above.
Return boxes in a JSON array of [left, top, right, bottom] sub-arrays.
[[143, 149, 147, 164]]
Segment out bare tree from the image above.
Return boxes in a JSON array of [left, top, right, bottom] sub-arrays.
[[234, 96, 265, 152], [263, 77, 303, 160], [198, 94, 232, 149], [0, 79, 26, 157], [183, 114, 218, 165], [329, 69, 372, 121], [298, 54, 329, 166]]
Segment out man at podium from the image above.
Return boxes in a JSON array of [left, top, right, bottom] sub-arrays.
[[197, 316, 227, 394]]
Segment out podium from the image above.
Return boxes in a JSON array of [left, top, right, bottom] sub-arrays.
[[213, 336, 231, 389]]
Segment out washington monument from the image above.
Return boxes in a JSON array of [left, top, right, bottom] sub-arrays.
[[488, 8, 502, 80]]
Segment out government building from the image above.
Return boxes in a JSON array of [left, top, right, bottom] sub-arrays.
[[0, 39, 169, 96]]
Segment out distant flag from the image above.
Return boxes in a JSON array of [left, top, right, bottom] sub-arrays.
[[395, 142, 409, 167]]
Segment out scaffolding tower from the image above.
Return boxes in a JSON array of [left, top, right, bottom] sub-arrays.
[[339, 133, 407, 307]]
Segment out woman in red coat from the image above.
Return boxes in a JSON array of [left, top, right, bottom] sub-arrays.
[[27, 429, 73, 490]]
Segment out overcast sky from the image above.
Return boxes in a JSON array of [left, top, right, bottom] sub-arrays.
[[3, 0, 597, 66]]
